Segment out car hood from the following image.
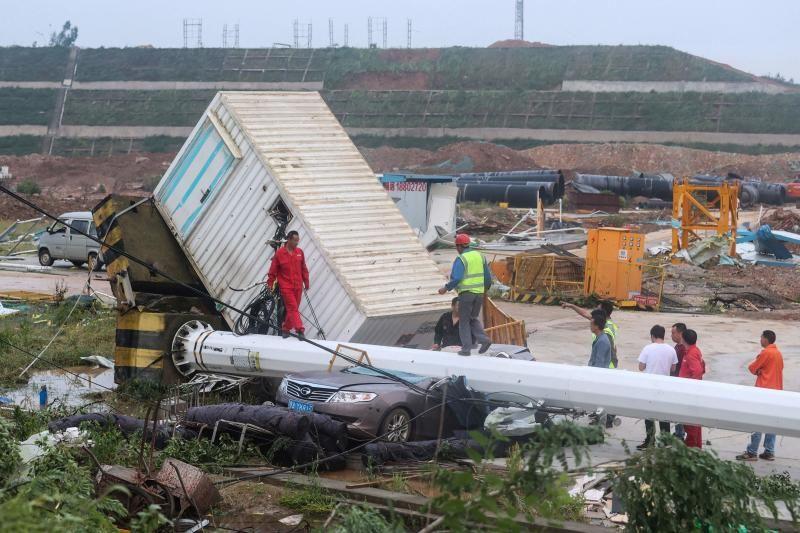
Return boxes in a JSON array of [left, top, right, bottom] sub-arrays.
[[284, 370, 435, 389]]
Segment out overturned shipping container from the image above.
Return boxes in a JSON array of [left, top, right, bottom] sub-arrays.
[[152, 92, 451, 348]]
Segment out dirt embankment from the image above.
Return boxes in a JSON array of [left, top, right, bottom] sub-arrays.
[[361, 142, 800, 179], [0, 153, 175, 216], [525, 143, 800, 181], [362, 142, 539, 173]]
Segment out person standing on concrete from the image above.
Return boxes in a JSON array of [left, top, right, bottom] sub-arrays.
[[737, 330, 784, 462], [588, 313, 613, 369], [678, 329, 706, 448], [636, 325, 678, 450], [670, 323, 688, 441], [438, 233, 492, 356], [563, 301, 619, 368], [267, 230, 310, 339]]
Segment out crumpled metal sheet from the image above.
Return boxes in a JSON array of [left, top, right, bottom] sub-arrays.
[[155, 458, 221, 515]]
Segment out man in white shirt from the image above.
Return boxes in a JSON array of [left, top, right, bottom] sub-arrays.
[[636, 324, 678, 450]]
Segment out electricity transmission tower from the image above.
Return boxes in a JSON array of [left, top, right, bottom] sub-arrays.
[[183, 18, 203, 48], [514, 0, 524, 40], [329, 18, 335, 47], [293, 19, 312, 48], [407, 19, 412, 48], [343, 24, 349, 47], [222, 23, 240, 48], [367, 17, 388, 48]]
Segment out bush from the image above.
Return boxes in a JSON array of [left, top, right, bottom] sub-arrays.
[[15, 179, 41, 195], [431, 424, 602, 531], [613, 435, 800, 531]]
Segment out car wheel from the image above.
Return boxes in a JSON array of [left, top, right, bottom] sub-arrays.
[[87, 252, 101, 271], [38, 248, 54, 266], [380, 408, 413, 443]]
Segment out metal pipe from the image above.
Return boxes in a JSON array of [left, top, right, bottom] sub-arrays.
[[172, 323, 800, 438]]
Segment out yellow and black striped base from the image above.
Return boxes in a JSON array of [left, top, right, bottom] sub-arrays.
[[114, 299, 228, 385]]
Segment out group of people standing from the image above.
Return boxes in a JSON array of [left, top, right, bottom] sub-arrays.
[[269, 231, 787, 461], [563, 300, 786, 460]]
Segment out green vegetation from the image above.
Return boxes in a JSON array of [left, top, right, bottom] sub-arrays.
[[0, 303, 115, 385], [49, 21, 79, 48], [431, 425, 601, 531], [330, 505, 405, 533], [0, 430, 127, 532], [329, 90, 800, 134], [0, 88, 55, 125], [62, 90, 214, 126], [0, 47, 69, 81], [69, 45, 752, 87], [613, 436, 800, 531], [47, 136, 185, 157], [0, 135, 43, 155], [279, 480, 336, 515], [15, 179, 41, 195], [55, 88, 800, 134]]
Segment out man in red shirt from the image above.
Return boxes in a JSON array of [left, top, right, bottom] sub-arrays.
[[670, 322, 688, 441], [737, 330, 784, 462], [678, 329, 705, 448], [267, 230, 310, 339]]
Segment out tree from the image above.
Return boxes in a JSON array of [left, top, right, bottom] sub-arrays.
[[49, 21, 78, 48]]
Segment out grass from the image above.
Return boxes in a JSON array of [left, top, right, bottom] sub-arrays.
[[0, 135, 43, 155], [279, 479, 336, 515], [0, 47, 70, 81], [0, 89, 56, 125], [64, 45, 753, 87], [0, 303, 116, 386]]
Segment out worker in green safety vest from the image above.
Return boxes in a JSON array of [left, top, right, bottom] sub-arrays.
[[438, 233, 493, 356]]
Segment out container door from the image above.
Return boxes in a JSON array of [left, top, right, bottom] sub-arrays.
[[155, 119, 236, 240], [66, 219, 90, 261], [48, 219, 69, 259]]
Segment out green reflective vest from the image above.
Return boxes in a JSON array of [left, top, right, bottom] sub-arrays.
[[457, 250, 486, 294]]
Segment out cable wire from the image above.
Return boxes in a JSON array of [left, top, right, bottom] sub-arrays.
[[0, 185, 432, 395]]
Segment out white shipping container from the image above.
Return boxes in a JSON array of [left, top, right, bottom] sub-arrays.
[[153, 92, 451, 347]]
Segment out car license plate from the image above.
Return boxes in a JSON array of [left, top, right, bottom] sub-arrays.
[[288, 399, 313, 412]]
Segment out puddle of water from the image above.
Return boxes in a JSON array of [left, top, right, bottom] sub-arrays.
[[1, 366, 115, 409]]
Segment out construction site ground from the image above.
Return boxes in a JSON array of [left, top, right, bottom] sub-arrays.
[[495, 301, 800, 481]]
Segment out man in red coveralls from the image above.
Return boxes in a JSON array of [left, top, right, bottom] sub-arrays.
[[267, 230, 310, 339], [678, 329, 706, 448]]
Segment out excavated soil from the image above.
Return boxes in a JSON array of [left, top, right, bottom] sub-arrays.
[[362, 142, 540, 173], [336, 71, 431, 90], [488, 39, 554, 48], [525, 143, 800, 181], [360, 146, 434, 172], [0, 153, 174, 216]]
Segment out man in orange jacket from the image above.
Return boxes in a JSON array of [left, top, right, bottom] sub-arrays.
[[267, 230, 310, 339], [737, 330, 784, 461]]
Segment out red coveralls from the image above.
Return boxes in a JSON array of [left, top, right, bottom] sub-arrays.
[[678, 344, 706, 448], [267, 245, 310, 334]]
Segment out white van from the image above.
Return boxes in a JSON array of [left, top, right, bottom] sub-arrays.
[[37, 211, 103, 270]]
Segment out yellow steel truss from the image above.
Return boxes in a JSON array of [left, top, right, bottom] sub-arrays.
[[672, 179, 739, 257]]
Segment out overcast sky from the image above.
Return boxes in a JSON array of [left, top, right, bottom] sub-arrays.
[[3, 0, 799, 81]]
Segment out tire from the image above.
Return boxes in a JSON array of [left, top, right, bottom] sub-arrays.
[[38, 248, 54, 266], [380, 407, 413, 443], [70, 260, 85, 268], [87, 252, 101, 272]]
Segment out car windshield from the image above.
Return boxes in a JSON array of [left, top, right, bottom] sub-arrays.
[[343, 366, 430, 384]]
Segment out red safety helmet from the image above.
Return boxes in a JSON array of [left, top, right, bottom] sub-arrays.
[[454, 233, 471, 246]]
